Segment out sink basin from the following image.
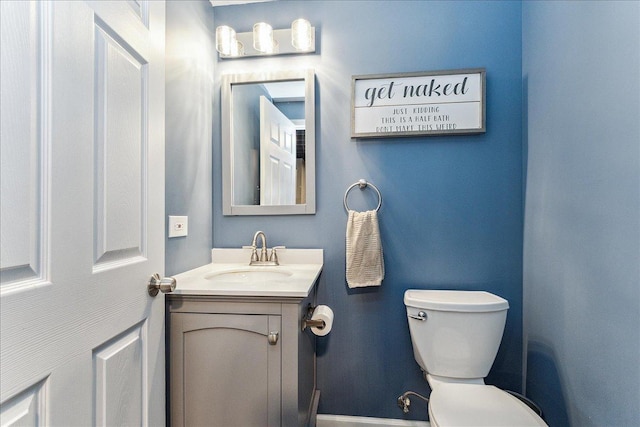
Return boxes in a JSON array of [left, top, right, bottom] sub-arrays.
[[204, 268, 293, 283]]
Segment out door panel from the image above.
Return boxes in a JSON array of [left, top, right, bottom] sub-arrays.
[[93, 15, 147, 269], [93, 323, 146, 426], [0, 380, 46, 426], [0, 1, 166, 425], [260, 96, 297, 206], [0, 0, 47, 288]]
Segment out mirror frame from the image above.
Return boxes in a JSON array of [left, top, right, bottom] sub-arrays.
[[222, 69, 316, 216]]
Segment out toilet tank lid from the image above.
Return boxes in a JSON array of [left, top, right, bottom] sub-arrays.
[[404, 290, 509, 312]]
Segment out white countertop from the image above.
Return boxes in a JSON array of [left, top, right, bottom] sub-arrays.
[[171, 248, 323, 298]]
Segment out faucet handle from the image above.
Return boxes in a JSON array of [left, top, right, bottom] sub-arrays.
[[250, 246, 259, 262], [268, 246, 284, 265], [268, 248, 278, 264]]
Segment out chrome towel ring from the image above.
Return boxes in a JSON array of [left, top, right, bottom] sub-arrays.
[[344, 179, 382, 212]]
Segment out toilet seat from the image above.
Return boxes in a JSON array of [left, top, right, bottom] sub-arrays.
[[428, 383, 548, 427]]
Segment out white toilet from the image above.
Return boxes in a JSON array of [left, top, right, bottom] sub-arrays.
[[404, 290, 548, 427]]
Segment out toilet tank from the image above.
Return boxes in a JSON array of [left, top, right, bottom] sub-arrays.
[[404, 290, 509, 380]]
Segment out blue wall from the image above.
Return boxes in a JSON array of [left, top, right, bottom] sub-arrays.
[[165, 0, 215, 275], [213, 1, 523, 420], [165, 1, 640, 424], [523, 1, 640, 426]]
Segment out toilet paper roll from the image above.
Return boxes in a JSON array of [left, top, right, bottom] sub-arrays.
[[310, 305, 334, 337]]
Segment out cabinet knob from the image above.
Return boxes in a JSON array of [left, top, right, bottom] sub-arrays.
[[268, 331, 279, 345]]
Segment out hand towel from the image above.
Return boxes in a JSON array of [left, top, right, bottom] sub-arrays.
[[346, 209, 384, 288]]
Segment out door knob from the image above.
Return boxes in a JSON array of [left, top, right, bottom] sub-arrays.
[[148, 273, 176, 296]]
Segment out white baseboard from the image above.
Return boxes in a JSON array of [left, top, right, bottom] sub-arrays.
[[316, 414, 430, 427]]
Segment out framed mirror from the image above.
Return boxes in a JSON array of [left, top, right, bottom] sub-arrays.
[[222, 69, 316, 216]]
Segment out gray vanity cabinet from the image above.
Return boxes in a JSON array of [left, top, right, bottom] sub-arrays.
[[167, 294, 317, 427]]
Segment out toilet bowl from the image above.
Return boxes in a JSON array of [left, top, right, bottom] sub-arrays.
[[428, 383, 546, 427], [404, 290, 547, 427]]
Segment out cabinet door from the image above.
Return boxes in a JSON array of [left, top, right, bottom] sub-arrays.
[[170, 313, 281, 427]]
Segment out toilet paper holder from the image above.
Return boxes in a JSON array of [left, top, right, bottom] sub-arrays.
[[301, 305, 326, 331]]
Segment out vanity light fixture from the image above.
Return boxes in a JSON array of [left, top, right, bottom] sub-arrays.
[[215, 18, 315, 59]]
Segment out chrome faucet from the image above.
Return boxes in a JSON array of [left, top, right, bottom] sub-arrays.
[[249, 231, 279, 266]]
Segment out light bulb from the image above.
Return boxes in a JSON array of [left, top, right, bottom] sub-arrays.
[[291, 19, 312, 51], [216, 25, 236, 56], [253, 22, 274, 53]]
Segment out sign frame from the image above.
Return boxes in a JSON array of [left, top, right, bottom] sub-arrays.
[[351, 68, 486, 139]]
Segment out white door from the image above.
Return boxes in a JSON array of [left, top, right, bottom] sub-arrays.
[[0, 1, 166, 425], [259, 96, 297, 205]]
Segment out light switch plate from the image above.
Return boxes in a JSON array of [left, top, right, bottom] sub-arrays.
[[168, 216, 188, 238]]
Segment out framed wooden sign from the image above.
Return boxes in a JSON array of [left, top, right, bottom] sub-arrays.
[[351, 68, 486, 138]]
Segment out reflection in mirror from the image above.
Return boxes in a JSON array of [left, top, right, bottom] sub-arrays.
[[222, 69, 315, 216], [232, 80, 305, 205]]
